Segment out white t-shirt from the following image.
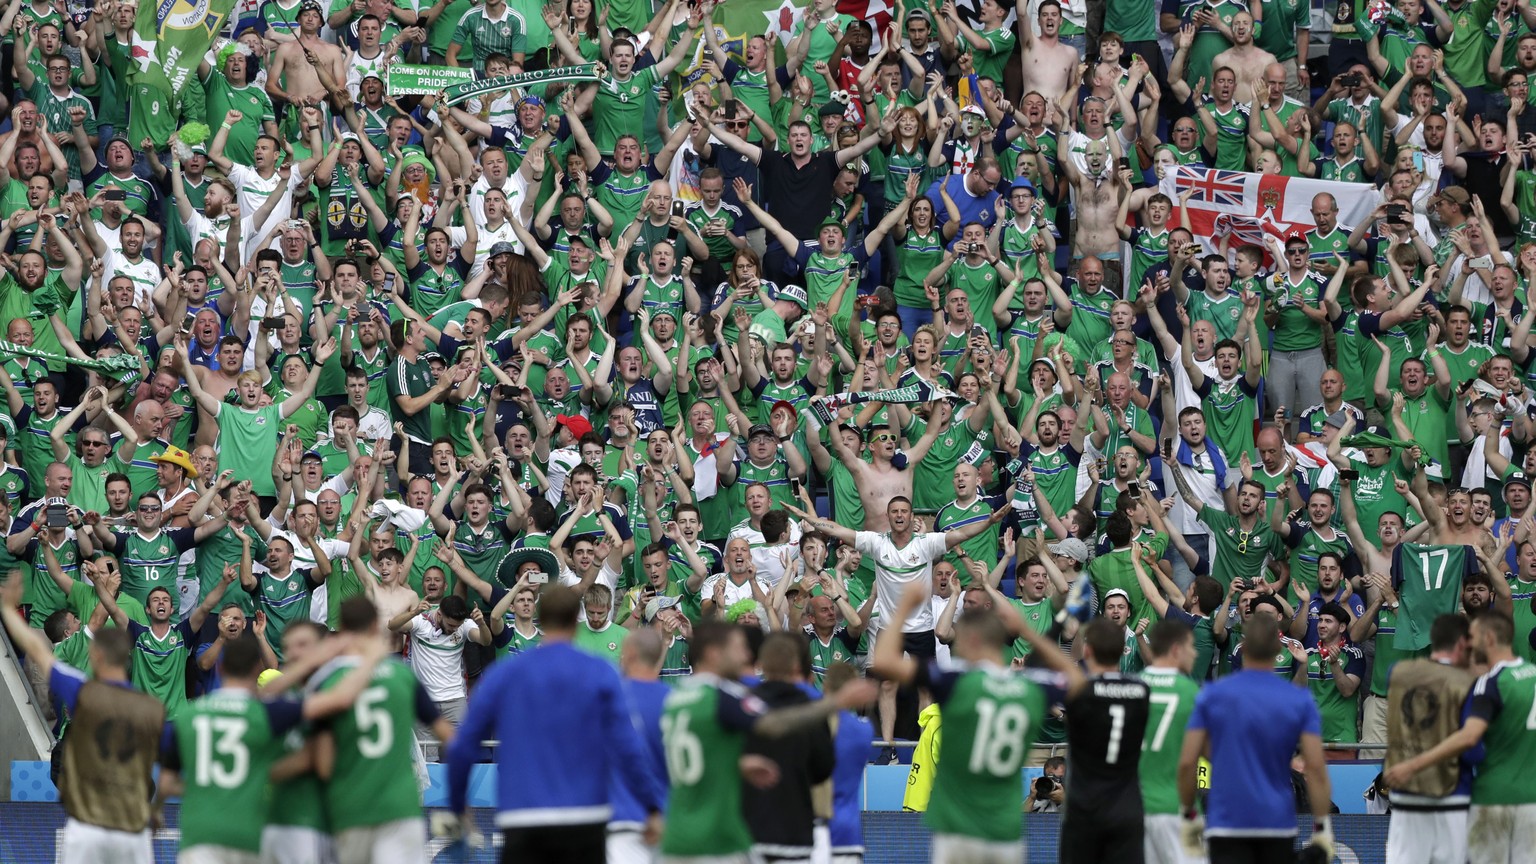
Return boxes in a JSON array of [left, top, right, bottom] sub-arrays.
[[406, 614, 481, 701], [700, 573, 770, 612], [1161, 442, 1235, 536], [728, 518, 804, 586], [854, 531, 949, 633], [448, 220, 519, 280]]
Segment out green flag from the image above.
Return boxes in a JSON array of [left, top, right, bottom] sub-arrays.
[[130, 0, 235, 100]]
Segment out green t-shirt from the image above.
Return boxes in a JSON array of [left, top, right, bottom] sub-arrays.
[[593, 66, 658, 154], [1198, 507, 1284, 590]]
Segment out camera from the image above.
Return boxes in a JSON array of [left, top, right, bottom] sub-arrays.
[[1341, 469, 1359, 483], [1385, 203, 1408, 225], [1340, 72, 1363, 87], [1033, 775, 1060, 797], [46, 501, 69, 528]]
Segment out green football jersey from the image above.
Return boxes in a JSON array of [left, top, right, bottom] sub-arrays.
[[1469, 658, 1536, 805], [173, 689, 300, 853], [129, 620, 197, 715], [922, 661, 1051, 842], [1392, 543, 1476, 651], [935, 496, 1000, 576], [1305, 644, 1365, 743], [1006, 598, 1053, 663], [1138, 667, 1199, 814], [660, 676, 761, 856], [1368, 604, 1423, 697], [1510, 576, 1536, 665], [318, 657, 428, 830], [573, 621, 627, 664]]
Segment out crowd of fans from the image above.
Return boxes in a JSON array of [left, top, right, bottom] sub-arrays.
[[1, 0, 1536, 789]]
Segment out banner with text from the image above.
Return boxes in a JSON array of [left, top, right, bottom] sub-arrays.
[[388, 64, 477, 96], [441, 64, 602, 106]]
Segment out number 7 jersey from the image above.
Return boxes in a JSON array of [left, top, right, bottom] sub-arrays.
[[1392, 544, 1476, 652], [915, 661, 1062, 843]]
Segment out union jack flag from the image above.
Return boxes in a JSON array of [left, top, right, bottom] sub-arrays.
[[1176, 166, 1248, 208]]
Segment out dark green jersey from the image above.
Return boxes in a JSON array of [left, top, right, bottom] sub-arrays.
[[130, 620, 197, 715], [318, 657, 432, 829], [387, 355, 437, 443], [1199, 508, 1283, 590], [1305, 643, 1365, 742], [171, 689, 302, 852], [934, 496, 1000, 575], [1392, 543, 1476, 651], [660, 675, 763, 855], [1468, 658, 1536, 804], [919, 661, 1054, 842]]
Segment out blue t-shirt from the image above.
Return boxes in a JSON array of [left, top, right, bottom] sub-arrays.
[[1188, 668, 1322, 834]]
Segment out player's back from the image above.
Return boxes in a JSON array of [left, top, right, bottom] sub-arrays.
[[1385, 656, 1475, 804], [612, 676, 670, 827], [659, 677, 757, 857], [318, 656, 425, 832], [1192, 669, 1321, 834], [174, 688, 294, 854], [830, 709, 874, 855], [1138, 667, 1200, 815], [925, 663, 1051, 843], [1470, 658, 1536, 806], [1064, 673, 1150, 817]]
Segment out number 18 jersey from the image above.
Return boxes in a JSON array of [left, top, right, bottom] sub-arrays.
[[169, 689, 305, 853], [916, 661, 1059, 842]]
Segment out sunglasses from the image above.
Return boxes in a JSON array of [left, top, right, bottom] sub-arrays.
[[870, 433, 897, 443]]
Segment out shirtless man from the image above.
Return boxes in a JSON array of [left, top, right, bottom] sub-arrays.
[[0, 101, 53, 179], [1416, 477, 1496, 556], [820, 415, 942, 532], [185, 335, 248, 446], [352, 525, 420, 653], [267, 2, 346, 111], [1211, 11, 1277, 87], [1059, 137, 1126, 286], [1019, 0, 1080, 105]]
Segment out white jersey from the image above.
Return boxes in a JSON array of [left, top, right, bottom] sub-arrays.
[[405, 614, 480, 701], [448, 219, 519, 280], [101, 247, 162, 308], [854, 531, 949, 633], [700, 573, 771, 615], [227, 162, 301, 245]]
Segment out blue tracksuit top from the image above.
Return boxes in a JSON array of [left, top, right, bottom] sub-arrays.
[[611, 677, 671, 827], [446, 640, 665, 827]]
